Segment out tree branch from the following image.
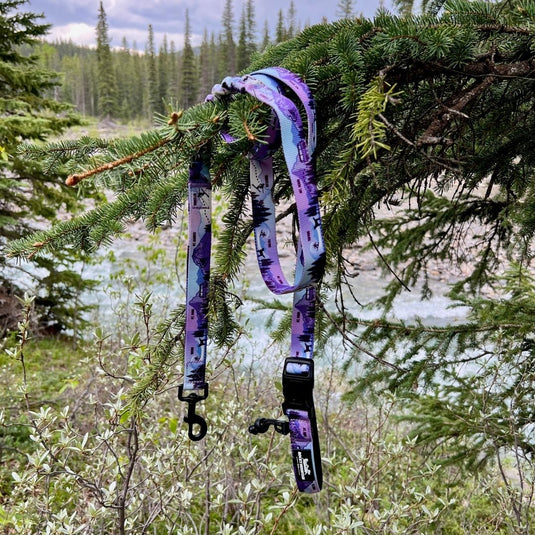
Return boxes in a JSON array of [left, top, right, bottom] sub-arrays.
[[416, 75, 495, 147], [66, 137, 171, 186]]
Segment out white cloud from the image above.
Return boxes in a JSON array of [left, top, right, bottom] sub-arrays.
[[44, 21, 201, 50], [47, 22, 96, 46]]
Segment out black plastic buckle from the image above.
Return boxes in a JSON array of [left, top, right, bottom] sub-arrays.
[[282, 357, 314, 412], [178, 383, 208, 441]]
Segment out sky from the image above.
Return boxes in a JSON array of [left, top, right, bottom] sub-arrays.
[[25, 0, 395, 50]]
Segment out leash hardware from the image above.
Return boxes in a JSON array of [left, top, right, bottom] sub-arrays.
[[282, 357, 315, 413], [178, 383, 209, 441], [282, 357, 323, 493], [249, 417, 290, 436]]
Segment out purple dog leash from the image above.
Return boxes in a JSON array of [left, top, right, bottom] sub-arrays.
[[179, 68, 325, 493]]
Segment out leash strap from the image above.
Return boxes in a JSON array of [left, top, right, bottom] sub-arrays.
[[181, 68, 325, 492], [247, 70, 323, 492], [178, 156, 211, 441]]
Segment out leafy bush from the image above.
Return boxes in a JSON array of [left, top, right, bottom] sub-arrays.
[[1, 241, 533, 533]]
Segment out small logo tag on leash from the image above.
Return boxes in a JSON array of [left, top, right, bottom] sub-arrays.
[[293, 450, 314, 482]]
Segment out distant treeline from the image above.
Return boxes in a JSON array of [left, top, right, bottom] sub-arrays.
[[32, 0, 313, 122]]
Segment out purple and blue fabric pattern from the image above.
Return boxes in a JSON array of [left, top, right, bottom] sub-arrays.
[[188, 68, 325, 493], [184, 159, 211, 391], [291, 286, 317, 359], [250, 67, 317, 154], [209, 72, 325, 294]]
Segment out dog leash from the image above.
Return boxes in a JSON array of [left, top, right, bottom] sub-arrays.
[[179, 68, 325, 493], [178, 154, 211, 441]]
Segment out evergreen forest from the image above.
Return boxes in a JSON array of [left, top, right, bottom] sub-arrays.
[[34, 0, 310, 122]]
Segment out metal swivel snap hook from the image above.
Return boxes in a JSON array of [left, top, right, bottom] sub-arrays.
[[178, 384, 209, 442], [184, 402, 207, 441]]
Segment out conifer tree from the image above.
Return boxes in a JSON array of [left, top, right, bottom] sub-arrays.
[[209, 32, 218, 90], [261, 19, 270, 51], [85, 51, 99, 116], [158, 35, 170, 114], [59, 54, 84, 111], [198, 29, 213, 100], [116, 37, 135, 120], [180, 9, 198, 109], [145, 24, 158, 120], [216, 33, 226, 80], [221, 0, 236, 74], [237, 0, 257, 71], [131, 41, 147, 119], [167, 39, 180, 103], [245, 0, 257, 60], [0, 0, 94, 335], [337, 0, 355, 18], [275, 9, 286, 43], [95, 1, 117, 118], [236, 6, 249, 71], [287, 0, 297, 39], [9, 0, 535, 470]]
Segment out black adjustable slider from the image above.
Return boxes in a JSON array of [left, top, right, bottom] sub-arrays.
[[178, 383, 208, 441], [282, 357, 315, 412]]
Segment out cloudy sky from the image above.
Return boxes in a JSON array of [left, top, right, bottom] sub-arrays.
[[25, 0, 395, 50]]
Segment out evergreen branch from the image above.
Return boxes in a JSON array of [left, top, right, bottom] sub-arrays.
[[366, 225, 411, 292], [346, 317, 526, 334], [416, 75, 495, 146], [8, 167, 165, 259], [18, 136, 111, 159], [65, 136, 172, 186], [319, 302, 405, 372]]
